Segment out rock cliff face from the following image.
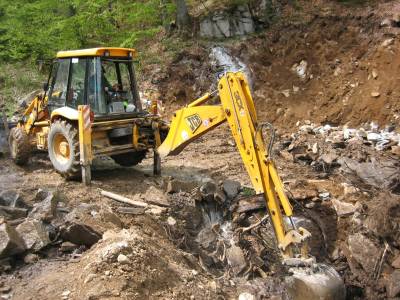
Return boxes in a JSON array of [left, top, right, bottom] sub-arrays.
[[188, 0, 275, 38], [199, 5, 254, 38]]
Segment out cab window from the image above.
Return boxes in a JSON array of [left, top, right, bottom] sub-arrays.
[[101, 59, 136, 113], [67, 58, 87, 108], [87, 58, 106, 114], [48, 58, 70, 111]]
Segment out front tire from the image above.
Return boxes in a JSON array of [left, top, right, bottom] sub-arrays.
[[8, 127, 30, 165], [48, 120, 80, 179]]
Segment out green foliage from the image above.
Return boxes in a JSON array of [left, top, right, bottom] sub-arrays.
[[0, 0, 177, 63], [241, 186, 256, 196], [0, 0, 177, 113]]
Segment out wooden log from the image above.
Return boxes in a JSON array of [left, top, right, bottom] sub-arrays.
[[116, 207, 145, 215], [101, 190, 149, 208]]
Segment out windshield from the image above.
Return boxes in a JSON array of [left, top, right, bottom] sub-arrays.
[[100, 59, 137, 114]]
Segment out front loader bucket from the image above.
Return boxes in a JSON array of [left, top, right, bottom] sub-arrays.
[[285, 264, 346, 300]]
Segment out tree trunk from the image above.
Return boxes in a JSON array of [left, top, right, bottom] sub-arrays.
[[176, 0, 191, 30]]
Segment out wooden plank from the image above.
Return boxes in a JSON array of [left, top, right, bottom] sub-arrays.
[[101, 190, 149, 208], [116, 207, 145, 215]]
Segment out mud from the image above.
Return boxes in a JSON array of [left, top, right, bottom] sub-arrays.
[[0, 118, 398, 299]]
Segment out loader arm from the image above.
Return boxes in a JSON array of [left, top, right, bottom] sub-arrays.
[[20, 94, 49, 134], [158, 72, 310, 259]]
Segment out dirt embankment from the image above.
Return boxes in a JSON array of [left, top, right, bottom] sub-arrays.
[[149, 1, 400, 132]]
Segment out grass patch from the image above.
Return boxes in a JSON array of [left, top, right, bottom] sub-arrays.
[[0, 62, 45, 115]]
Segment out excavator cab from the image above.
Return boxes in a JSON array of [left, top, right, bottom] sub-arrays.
[[46, 49, 142, 117]]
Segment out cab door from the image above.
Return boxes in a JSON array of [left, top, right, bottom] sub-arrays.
[[48, 58, 70, 112], [66, 57, 87, 109]]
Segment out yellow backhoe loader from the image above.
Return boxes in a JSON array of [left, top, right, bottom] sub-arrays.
[[8, 48, 345, 299], [9, 48, 168, 183]]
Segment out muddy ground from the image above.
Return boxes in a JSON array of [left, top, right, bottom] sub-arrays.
[[0, 121, 399, 299]]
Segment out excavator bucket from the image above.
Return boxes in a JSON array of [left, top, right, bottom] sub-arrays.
[[285, 264, 346, 300]]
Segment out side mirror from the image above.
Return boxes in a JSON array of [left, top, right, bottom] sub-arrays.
[[43, 82, 49, 91]]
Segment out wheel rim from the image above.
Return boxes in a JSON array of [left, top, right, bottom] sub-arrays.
[[53, 133, 70, 164]]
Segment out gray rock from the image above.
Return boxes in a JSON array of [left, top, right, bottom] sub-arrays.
[[0, 257, 12, 272], [16, 219, 50, 251], [100, 207, 122, 228], [226, 245, 247, 276], [0, 190, 28, 208], [200, 181, 218, 202], [0, 223, 26, 258], [347, 233, 379, 273], [364, 194, 399, 238], [23, 253, 39, 264], [142, 186, 170, 207], [339, 158, 400, 193], [196, 227, 218, 250], [285, 264, 345, 300], [29, 191, 58, 222], [319, 152, 338, 165], [331, 199, 356, 217], [165, 178, 197, 194], [223, 180, 241, 199], [0, 206, 28, 220], [34, 188, 52, 202], [392, 255, 400, 269], [117, 253, 129, 264], [199, 5, 254, 38], [386, 270, 400, 298], [60, 222, 101, 247], [214, 189, 227, 204]]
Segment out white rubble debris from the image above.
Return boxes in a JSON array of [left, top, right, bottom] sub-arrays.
[[238, 292, 255, 300], [292, 60, 308, 79], [308, 121, 400, 151], [319, 192, 331, 201]]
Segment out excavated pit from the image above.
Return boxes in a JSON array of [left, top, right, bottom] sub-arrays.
[[164, 181, 345, 298]]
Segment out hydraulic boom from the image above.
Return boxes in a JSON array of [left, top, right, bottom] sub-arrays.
[[158, 72, 310, 258]]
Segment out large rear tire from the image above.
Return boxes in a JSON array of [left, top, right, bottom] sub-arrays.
[[8, 127, 30, 165], [48, 120, 80, 179], [111, 150, 147, 167]]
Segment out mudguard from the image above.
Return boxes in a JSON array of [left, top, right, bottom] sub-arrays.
[[50, 106, 79, 122]]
